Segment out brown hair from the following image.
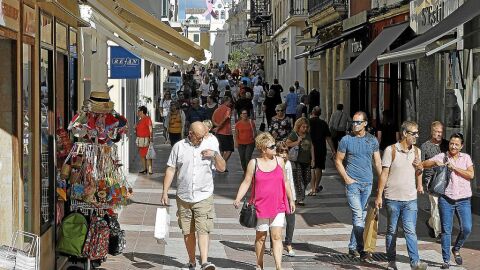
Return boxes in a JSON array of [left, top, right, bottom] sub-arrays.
[[293, 117, 310, 133]]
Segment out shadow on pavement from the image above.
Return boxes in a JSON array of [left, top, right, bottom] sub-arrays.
[[220, 240, 256, 252], [209, 257, 256, 270], [121, 252, 184, 268]]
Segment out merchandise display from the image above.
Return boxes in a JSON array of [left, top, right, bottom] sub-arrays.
[[56, 91, 130, 268]]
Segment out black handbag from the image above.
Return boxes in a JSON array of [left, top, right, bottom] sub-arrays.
[[259, 116, 266, 132], [239, 159, 258, 228], [428, 153, 451, 195]]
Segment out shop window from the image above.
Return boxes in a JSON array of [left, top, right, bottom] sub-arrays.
[[444, 53, 464, 138], [55, 22, 67, 51], [400, 62, 418, 122], [470, 52, 480, 192], [23, 43, 33, 233], [40, 13, 52, 45], [40, 48, 54, 234]]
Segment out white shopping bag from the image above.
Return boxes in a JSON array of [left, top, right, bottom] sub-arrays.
[[154, 208, 170, 243]]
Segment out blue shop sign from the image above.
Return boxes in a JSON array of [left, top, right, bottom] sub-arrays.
[[109, 46, 141, 79]]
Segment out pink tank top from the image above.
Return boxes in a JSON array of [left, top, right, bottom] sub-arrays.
[[253, 158, 289, 219]]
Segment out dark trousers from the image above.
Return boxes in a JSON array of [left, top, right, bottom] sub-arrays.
[[238, 143, 255, 172], [332, 131, 346, 151], [169, 132, 182, 146], [293, 162, 311, 202]]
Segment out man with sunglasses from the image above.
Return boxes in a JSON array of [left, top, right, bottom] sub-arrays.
[[375, 121, 428, 270], [161, 122, 226, 270], [335, 111, 382, 261]]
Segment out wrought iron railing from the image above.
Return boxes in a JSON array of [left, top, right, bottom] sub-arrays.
[[290, 0, 308, 16], [308, 0, 347, 15]]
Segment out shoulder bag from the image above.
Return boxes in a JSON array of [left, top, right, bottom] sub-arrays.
[[427, 153, 451, 195], [239, 159, 258, 228], [288, 132, 299, 162]]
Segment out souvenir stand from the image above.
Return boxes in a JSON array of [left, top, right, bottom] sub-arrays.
[[56, 91, 130, 269]]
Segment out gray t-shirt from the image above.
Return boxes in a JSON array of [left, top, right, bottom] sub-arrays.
[[420, 139, 449, 185], [338, 133, 379, 183], [382, 143, 421, 201]]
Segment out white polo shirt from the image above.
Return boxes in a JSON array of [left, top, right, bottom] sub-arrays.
[[167, 137, 220, 203]]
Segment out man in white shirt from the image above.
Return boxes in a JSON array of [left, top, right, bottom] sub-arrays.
[[161, 122, 226, 270]]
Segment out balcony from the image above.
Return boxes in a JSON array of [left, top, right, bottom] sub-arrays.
[[290, 0, 308, 16], [308, 0, 348, 16], [249, 0, 272, 37]]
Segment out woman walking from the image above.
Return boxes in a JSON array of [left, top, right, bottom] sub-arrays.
[[422, 133, 475, 269], [263, 89, 277, 128], [164, 101, 185, 146], [204, 95, 218, 120], [233, 132, 295, 270], [253, 81, 264, 116], [285, 118, 314, 206], [268, 103, 292, 142], [135, 106, 153, 174], [276, 142, 296, 257], [159, 91, 172, 140], [235, 109, 256, 172]]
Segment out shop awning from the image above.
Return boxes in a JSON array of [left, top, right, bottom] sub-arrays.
[[294, 25, 365, 59], [378, 0, 480, 65], [38, 0, 89, 27], [90, 10, 183, 68], [337, 22, 409, 80], [86, 0, 208, 62]]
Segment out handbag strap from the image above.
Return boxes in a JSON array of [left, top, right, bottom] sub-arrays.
[[248, 158, 258, 204]]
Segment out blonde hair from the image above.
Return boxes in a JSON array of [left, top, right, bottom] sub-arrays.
[[276, 141, 288, 153], [203, 119, 213, 130], [255, 132, 275, 151], [293, 117, 310, 133], [431, 121, 444, 130]]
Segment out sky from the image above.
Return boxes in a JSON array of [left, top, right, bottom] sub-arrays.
[[179, 0, 208, 19]]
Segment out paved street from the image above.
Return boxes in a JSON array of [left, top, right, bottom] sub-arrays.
[[99, 123, 480, 270]]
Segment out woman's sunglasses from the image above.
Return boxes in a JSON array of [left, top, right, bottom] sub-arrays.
[[267, 144, 276, 150]]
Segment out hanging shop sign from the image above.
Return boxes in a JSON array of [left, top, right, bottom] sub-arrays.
[[307, 59, 320, 71], [0, 0, 20, 32], [410, 0, 462, 34], [109, 46, 141, 79]]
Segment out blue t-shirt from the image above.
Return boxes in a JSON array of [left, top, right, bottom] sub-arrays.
[[285, 93, 299, 114], [338, 133, 379, 183]]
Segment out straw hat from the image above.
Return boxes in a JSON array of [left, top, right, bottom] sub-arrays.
[[87, 91, 114, 113]]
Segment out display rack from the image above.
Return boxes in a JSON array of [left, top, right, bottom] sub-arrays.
[[0, 231, 39, 270]]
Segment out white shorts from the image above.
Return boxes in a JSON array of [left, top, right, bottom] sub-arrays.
[[256, 212, 285, 232]]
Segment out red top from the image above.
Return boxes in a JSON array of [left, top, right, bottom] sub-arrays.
[[136, 116, 152, 137], [235, 120, 255, 145], [212, 104, 232, 135]]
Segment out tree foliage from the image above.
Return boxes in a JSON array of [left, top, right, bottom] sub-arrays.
[[228, 47, 252, 69]]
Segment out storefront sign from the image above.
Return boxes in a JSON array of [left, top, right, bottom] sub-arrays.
[[0, 0, 20, 32], [410, 0, 462, 34], [23, 4, 35, 37], [307, 59, 320, 72], [109, 46, 141, 79]]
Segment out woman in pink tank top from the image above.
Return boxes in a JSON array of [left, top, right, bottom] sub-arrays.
[[234, 132, 295, 270]]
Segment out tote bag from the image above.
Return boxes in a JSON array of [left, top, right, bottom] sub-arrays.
[[154, 208, 170, 243]]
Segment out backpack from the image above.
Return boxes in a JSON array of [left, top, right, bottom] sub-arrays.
[[82, 215, 110, 260], [106, 215, 126, 256], [57, 213, 89, 257]]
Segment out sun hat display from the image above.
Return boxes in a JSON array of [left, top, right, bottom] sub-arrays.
[[88, 91, 115, 114]]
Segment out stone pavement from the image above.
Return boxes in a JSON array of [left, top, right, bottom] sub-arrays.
[[98, 123, 480, 270]]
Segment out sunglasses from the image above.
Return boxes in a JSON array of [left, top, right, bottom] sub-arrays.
[[266, 144, 276, 150], [276, 110, 284, 112], [352, 120, 365, 125], [406, 130, 419, 136]]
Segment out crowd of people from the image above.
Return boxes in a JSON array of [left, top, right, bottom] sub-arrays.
[[132, 64, 476, 270]]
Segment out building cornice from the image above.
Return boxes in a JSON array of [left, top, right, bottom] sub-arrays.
[[368, 4, 410, 23]]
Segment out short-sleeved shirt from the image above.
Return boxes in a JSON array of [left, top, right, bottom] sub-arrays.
[[285, 93, 298, 114], [421, 139, 449, 185], [200, 83, 210, 97], [167, 138, 220, 203], [429, 152, 474, 200], [269, 116, 292, 142], [288, 132, 312, 164], [235, 120, 255, 145], [309, 117, 331, 155], [338, 133, 379, 183], [382, 143, 420, 201], [212, 104, 232, 135], [296, 103, 307, 119]]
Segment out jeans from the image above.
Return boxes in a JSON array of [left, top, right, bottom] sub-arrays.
[[293, 162, 311, 202], [385, 199, 420, 266], [438, 196, 472, 263], [238, 144, 255, 172], [346, 181, 372, 252], [284, 213, 295, 246]]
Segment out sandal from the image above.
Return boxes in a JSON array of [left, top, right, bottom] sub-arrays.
[[452, 248, 463, 265], [307, 192, 314, 196], [297, 201, 305, 206]]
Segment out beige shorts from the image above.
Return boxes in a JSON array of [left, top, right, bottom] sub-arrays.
[[176, 196, 215, 235]]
